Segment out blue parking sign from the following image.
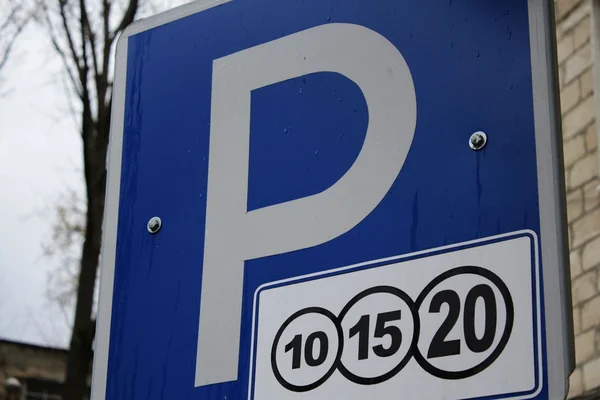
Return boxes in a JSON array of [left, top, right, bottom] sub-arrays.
[[92, 0, 574, 399]]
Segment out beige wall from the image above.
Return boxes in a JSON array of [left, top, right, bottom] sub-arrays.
[[556, 0, 600, 397]]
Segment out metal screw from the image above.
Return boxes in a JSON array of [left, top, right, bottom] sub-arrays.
[[469, 131, 487, 151], [147, 217, 162, 234]]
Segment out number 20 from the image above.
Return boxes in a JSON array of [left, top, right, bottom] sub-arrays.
[[427, 284, 497, 359]]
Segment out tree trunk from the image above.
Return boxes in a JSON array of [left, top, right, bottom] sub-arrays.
[[63, 117, 109, 400], [63, 195, 105, 400]]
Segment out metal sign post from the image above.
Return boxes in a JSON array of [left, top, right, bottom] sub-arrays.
[[92, 0, 573, 399]]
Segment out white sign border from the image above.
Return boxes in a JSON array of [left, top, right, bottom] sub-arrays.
[[91, 1, 573, 399], [528, 0, 575, 397]]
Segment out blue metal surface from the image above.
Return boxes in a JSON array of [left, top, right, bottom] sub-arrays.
[[108, 0, 543, 398]]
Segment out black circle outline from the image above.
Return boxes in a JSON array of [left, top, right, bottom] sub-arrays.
[[412, 266, 514, 380], [271, 307, 344, 392], [336, 286, 420, 385]]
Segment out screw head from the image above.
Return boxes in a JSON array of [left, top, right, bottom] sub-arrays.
[[147, 217, 162, 234], [469, 131, 487, 151]]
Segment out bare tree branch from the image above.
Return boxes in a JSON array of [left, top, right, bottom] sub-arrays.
[[0, 3, 23, 34], [40, 6, 83, 98], [58, 0, 83, 75], [102, 0, 110, 76], [80, 0, 101, 85], [0, 1, 33, 74], [0, 18, 27, 70], [113, 0, 138, 36]]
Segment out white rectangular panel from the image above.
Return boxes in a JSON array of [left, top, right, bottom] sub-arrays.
[[250, 231, 541, 400]]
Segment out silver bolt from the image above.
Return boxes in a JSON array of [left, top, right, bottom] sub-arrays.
[[147, 217, 162, 234], [469, 131, 487, 151]]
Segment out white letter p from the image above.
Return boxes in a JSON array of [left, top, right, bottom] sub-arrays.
[[196, 23, 417, 387]]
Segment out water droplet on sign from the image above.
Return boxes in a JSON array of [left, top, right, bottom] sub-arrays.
[[326, 16, 331, 21], [299, 88, 303, 94], [314, 150, 319, 156]]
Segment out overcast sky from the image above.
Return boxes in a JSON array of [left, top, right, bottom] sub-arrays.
[[0, 22, 82, 348], [0, 1, 189, 349]]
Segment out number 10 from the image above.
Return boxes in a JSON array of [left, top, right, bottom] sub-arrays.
[[285, 332, 329, 369]]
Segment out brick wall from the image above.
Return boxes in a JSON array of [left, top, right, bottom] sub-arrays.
[[556, 0, 600, 397]]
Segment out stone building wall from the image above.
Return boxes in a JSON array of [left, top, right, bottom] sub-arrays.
[[0, 340, 66, 399], [556, 0, 600, 397]]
